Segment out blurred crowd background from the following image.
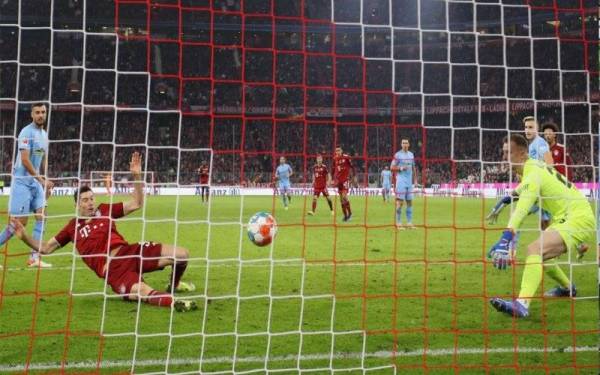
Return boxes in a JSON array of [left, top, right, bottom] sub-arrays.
[[0, 0, 597, 187]]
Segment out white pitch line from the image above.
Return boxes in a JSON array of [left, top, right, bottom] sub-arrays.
[[0, 346, 596, 373]]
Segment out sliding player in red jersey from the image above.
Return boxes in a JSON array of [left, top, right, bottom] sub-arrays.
[[11, 152, 197, 312], [307, 155, 334, 216], [333, 147, 356, 222]]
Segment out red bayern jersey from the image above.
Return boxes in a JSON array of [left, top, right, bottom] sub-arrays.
[[199, 165, 210, 185], [54, 203, 128, 278], [550, 143, 572, 178], [334, 154, 354, 183], [313, 164, 329, 189]]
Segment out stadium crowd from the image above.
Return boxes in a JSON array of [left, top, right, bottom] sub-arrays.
[[0, 0, 596, 187]]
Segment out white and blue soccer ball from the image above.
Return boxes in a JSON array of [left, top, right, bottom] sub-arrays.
[[247, 212, 277, 247]]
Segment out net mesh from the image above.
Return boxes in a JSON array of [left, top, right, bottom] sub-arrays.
[[0, 0, 598, 373]]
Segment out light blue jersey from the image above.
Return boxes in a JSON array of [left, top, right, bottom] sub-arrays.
[[381, 170, 392, 188], [14, 123, 47, 186], [392, 150, 414, 186], [392, 150, 415, 201], [528, 135, 549, 162], [10, 122, 48, 215], [276, 163, 292, 188]]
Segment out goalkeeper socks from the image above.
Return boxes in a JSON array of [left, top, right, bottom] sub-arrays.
[[146, 290, 173, 307], [544, 261, 571, 288], [169, 260, 188, 292], [0, 225, 14, 246], [406, 206, 413, 223], [517, 254, 543, 308], [31, 220, 44, 260], [396, 207, 402, 224]]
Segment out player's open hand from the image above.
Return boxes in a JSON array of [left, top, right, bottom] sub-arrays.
[[485, 211, 499, 225], [487, 230, 514, 270], [130, 152, 142, 176], [10, 218, 25, 240]]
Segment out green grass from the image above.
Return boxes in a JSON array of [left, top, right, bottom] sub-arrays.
[[0, 194, 597, 374]]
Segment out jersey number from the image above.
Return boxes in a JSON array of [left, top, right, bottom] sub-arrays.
[[546, 167, 572, 188]]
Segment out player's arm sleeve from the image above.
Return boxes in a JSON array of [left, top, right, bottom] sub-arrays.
[[17, 129, 30, 150], [507, 173, 540, 230], [110, 202, 125, 219]]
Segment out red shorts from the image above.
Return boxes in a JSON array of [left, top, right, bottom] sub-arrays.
[[336, 181, 349, 194], [106, 242, 164, 295], [313, 187, 329, 197]]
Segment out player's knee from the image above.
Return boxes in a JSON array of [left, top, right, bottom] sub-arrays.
[[176, 246, 189, 260]]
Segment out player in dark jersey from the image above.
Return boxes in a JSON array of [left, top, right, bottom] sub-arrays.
[[542, 122, 572, 179], [333, 147, 356, 222], [11, 152, 197, 312], [197, 161, 210, 203], [307, 155, 333, 216]]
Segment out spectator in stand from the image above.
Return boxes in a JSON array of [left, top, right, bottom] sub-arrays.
[[542, 122, 573, 179]]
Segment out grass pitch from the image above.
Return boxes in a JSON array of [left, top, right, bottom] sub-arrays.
[[0, 193, 597, 374]]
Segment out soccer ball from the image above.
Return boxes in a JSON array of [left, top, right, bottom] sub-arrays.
[[247, 212, 277, 247]]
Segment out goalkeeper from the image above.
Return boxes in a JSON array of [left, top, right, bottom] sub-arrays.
[[488, 134, 595, 318]]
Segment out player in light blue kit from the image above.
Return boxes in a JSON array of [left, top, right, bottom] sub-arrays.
[[380, 166, 392, 203], [391, 138, 417, 229], [275, 156, 293, 210], [487, 117, 554, 249], [0, 103, 54, 267]]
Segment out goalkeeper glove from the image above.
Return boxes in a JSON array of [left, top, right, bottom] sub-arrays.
[[486, 195, 516, 225], [488, 230, 515, 270]]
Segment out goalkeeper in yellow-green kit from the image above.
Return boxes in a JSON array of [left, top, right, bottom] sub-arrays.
[[488, 134, 595, 318]]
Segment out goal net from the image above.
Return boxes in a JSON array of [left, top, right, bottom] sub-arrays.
[[0, 0, 598, 373], [90, 170, 157, 195]]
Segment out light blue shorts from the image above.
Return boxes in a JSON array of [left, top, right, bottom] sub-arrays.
[[395, 184, 413, 201], [9, 180, 45, 216]]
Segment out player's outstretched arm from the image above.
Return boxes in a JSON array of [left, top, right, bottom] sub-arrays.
[[486, 194, 520, 224], [123, 152, 144, 216], [11, 218, 60, 254]]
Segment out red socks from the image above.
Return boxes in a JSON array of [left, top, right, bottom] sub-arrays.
[[146, 290, 173, 307]]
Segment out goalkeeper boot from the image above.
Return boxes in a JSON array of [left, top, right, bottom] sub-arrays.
[[167, 281, 196, 293], [490, 298, 529, 318], [174, 299, 198, 312], [544, 284, 577, 298]]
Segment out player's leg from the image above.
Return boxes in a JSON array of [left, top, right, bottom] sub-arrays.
[[395, 186, 406, 228], [127, 279, 197, 311], [491, 229, 566, 318], [405, 185, 415, 227], [309, 191, 319, 215], [204, 186, 210, 203], [280, 185, 288, 208], [28, 185, 52, 267], [323, 190, 333, 214], [153, 243, 195, 293], [341, 189, 352, 221], [0, 182, 31, 246]]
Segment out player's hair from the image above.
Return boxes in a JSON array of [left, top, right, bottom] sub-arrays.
[[509, 134, 529, 151], [74, 185, 93, 203], [541, 122, 559, 133], [522, 116, 537, 125], [31, 102, 47, 110], [401, 137, 410, 142]]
